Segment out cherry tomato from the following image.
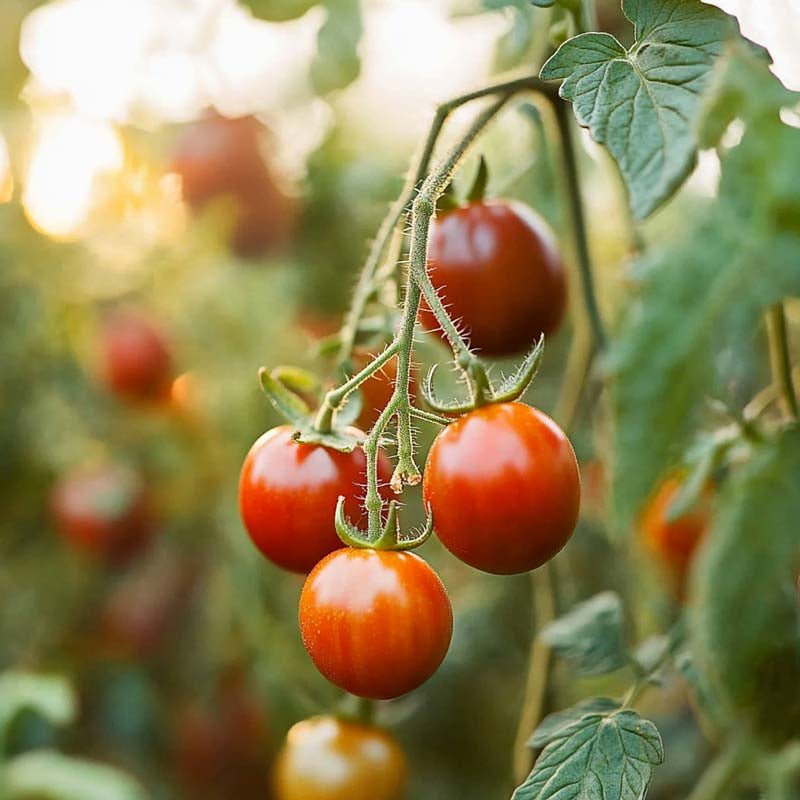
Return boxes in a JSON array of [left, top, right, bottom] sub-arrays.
[[173, 671, 270, 799], [101, 309, 173, 403], [50, 464, 156, 564], [273, 716, 407, 800], [299, 548, 453, 699], [171, 114, 296, 258], [423, 402, 580, 574], [640, 474, 713, 586], [239, 427, 392, 574], [420, 200, 566, 356]]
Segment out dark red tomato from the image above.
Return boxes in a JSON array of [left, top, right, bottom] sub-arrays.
[[239, 427, 392, 574], [173, 672, 270, 799], [423, 402, 580, 575], [50, 464, 156, 564], [420, 201, 566, 356], [641, 474, 713, 590], [273, 716, 407, 800], [101, 309, 173, 403], [171, 114, 296, 258], [100, 548, 197, 659], [299, 548, 453, 699]]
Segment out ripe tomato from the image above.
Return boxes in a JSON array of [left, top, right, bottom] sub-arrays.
[[423, 402, 580, 574], [101, 309, 173, 403], [299, 548, 453, 699], [239, 427, 392, 574], [50, 464, 156, 564], [640, 474, 713, 586], [420, 201, 566, 356], [173, 671, 270, 799], [273, 716, 407, 800], [171, 114, 296, 258]]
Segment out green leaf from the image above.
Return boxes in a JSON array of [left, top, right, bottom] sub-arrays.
[[0, 673, 76, 740], [541, 592, 627, 676], [258, 367, 311, 425], [5, 750, 147, 800], [240, 0, 317, 21], [540, 0, 740, 219], [608, 52, 800, 529], [691, 427, 800, 746], [513, 709, 664, 800], [310, 0, 362, 95], [493, 4, 535, 73], [529, 697, 620, 748]]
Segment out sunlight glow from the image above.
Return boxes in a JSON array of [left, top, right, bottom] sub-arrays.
[[23, 115, 124, 239]]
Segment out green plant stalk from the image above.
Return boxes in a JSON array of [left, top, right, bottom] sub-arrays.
[[685, 742, 746, 800], [766, 302, 798, 421], [336, 74, 559, 369], [552, 95, 607, 351]]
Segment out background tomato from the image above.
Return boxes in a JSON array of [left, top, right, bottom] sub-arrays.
[[239, 427, 392, 574], [171, 114, 296, 259], [423, 402, 580, 575], [420, 201, 566, 356], [50, 463, 156, 564], [641, 474, 713, 589], [273, 716, 407, 800], [101, 309, 174, 403], [299, 548, 453, 699]]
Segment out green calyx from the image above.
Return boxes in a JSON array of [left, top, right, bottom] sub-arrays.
[[334, 496, 434, 551], [422, 335, 545, 415]]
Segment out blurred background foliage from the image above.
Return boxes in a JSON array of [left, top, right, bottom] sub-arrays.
[[0, 1, 798, 798]]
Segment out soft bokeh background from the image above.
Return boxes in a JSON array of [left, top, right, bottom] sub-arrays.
[[0, 1, 797, 798]]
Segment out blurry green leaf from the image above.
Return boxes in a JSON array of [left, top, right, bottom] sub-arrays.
[[466, 155, 490, 204], [310, 0, 362, 95], [258, 367, 312, 425], [540, 0, 741, 219], [691, 427, 800, 746], [5, 750, 147, 800], [541, 591, 626, 676], [528, 697, 620, 748], [513, 708, 663, 800], [239, 0, 317, 21], [0, 673, 75, 741], [493, 4, 535, 72], [608, 53, 800, 529]]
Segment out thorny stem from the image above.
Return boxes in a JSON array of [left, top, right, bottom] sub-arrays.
[[766, 302, 798, 422]]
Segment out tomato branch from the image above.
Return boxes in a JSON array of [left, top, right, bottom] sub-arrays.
[[766, 302, 798, 422]]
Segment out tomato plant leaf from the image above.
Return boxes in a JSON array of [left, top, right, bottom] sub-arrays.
[[310, 0, 362, 95], [528, 697, 620, 748], [608, 51, 800, 529], [541, 591, 627, 676], [691, 427, 800, 745], [540, 0, 741, 219], [5, 750, 147, 800], [0, 673, 76, 740], [512, 709, 664, 800]]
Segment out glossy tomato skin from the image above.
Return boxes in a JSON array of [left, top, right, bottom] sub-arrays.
[[50, 464, 156, 564], [101, 310, 173, 403], [423, 402, 580, 575], [239, 427, 392, 574], [171, 114, 296, 258], [641, 475, 713, 584], [299, 548, 453, 699], [273, 716, 407, 800], [421, 201, 566, 356]]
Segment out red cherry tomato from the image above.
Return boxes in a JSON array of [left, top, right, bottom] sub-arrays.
[[640, 474, 713, 588], [423, 402, 580, 574], [101, 310, 173, 403], [299, 548, 453, 699], [273, 716, 407, 800], [171, 114, 296, 258], [239, 427, 392, 574], [420, 201, 566, 356], [50, 464, 156, 564]]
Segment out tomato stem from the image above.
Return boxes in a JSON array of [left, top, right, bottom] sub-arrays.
[[766, 302, 798, 422]]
